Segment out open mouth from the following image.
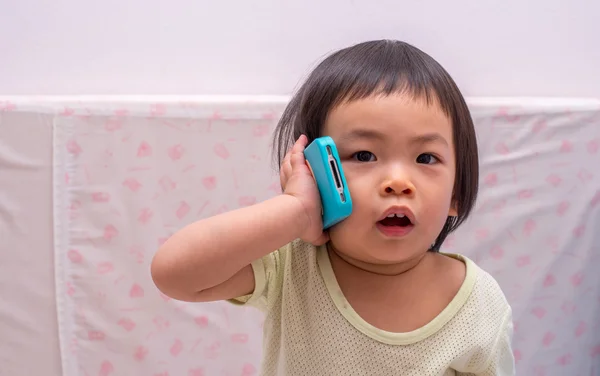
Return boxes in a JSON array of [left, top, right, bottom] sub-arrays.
[[378, 213, 413, 227]]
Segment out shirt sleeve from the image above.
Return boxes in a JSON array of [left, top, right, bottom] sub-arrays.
[[458, 312, 516, 376], [227, 247, 283, 312]]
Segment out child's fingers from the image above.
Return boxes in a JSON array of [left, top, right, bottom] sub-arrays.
[[279, 170, 287, 190], [291, 134, 308, 153], [311, 232, 330, 246], [289, 135, 308, 170], [280, 146, 295, 186], [282, 150, 292, 174], [279, 164, 290, 189]]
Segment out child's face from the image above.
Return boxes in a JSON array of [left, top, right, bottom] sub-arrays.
[[322, 93, 457, 266]]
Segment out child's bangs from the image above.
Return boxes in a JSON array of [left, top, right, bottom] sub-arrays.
[[332, 75, 445, 115], [321, 42, 457, 118], [273, 40, 469, 174]]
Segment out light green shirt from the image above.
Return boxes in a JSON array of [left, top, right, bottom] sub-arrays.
[[231, 239, 515, 375]]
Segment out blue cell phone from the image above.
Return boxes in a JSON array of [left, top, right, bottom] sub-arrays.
[[303, 136, 352, 229]]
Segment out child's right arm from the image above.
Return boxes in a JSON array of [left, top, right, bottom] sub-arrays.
[[150, 135, 325, 303]]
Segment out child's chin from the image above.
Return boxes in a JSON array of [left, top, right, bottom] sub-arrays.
[[367, 244, 425, 262], [350, 247, 414, 265]]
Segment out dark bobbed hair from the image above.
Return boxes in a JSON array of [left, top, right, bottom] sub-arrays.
[[272, 40, 479, 251]]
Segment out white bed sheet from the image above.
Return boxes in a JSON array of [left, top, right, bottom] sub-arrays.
[[0, 107, 62, 376], [0, 96, 599, 376]]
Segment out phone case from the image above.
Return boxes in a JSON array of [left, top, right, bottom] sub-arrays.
[[303, 136, 353, 229]]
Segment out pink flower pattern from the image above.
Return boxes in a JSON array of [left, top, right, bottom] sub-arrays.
[[47, 100, 600, 375]]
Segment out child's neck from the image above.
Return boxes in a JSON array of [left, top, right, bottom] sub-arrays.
[[326, 245, 466, 333], [327, 242, 430, 277]]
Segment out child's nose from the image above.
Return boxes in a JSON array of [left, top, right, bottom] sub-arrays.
[[380, 170, 415, 196]]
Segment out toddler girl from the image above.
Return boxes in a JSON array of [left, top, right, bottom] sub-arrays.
[[151, 39, 515, 375]]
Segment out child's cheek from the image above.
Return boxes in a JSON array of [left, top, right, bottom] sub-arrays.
[[345, 170, 370, 197]]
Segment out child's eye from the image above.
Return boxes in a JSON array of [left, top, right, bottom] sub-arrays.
[[352, 151, 376, 162], [416, 153, 439, 164]]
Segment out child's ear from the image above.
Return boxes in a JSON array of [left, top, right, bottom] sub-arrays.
[[448, 200, 458, 217]]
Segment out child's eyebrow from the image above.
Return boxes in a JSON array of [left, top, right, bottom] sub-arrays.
[[338, 129, 386, 143], [411, 133, 449, 147], [338, 129, 449, 147]]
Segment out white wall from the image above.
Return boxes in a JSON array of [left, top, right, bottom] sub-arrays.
[[1, 0, 598, 97]]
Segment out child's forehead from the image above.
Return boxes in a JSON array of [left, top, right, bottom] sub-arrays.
[[335, 128, 450, 147], [323, 94, 453, 142]]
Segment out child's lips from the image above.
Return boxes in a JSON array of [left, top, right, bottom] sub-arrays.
[[378, 215, 412, 227], [375, 205, 416, 237], [376, 222, 414, 237], [377, 205, 416, 224]]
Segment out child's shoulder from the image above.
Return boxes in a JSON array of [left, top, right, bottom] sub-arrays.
[[259, 238, 321, 278], [430, 252, 467, 298], [440, 253, 511, 319]]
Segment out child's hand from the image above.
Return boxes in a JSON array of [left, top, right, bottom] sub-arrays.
[[280, 135, 329, 246]]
